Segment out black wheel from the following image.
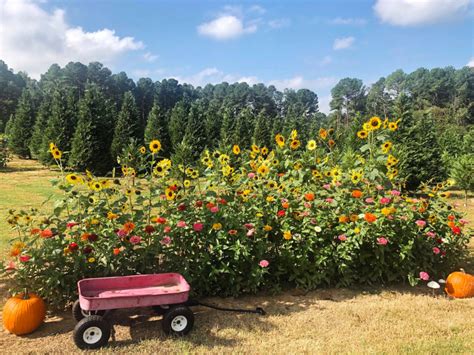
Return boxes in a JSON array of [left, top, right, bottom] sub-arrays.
[[73, 315, 111, 350], [72, 299, 106, 322], [162, 306, 194, 336], [152, 304, 170, 316]]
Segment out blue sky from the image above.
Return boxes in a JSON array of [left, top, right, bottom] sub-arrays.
[[1, 0, 473, 112]]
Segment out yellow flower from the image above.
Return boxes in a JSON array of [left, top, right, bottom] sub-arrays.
[[319, 128, 327, 140], [381, 141, 392, 154], [251, 144, 260, 153], [90, 181, 102, 192], [266, 196, 275, 202], [261, 147, 269, 156], [51, 148, 62, 159], [368, 116, 382, 130], [184, 180, 191, 188], [267, 180, 277, 189], [257, 164, 270, 175], [88, 257, 96, 263], [307, 140, 317, 150], [264, 225, 273, 231], [232, 145, 241, 155], [387, 155, 399, 165], [293, 162, 302, 170], [66, 174, 83, 185], [290, 129, 298, 140], [63, 247, 71, 255], [222, 165, 232, 177], [351, 170, 363, 184], [357, 130, 368, 139], [49, 142, 57, 152], [165, 188, 176, 200], [331, 167, 342, 181], [256, 212, 264, 218], [354, 227, 361, 234], [283, 231, 292, 240], [290, 139, 301, 150], [312, 170, 323, 179], [107, 211, 119, 220], [275, 134, 285, 147], [212, 223, 222, 230], [149, 139, 161, 153], [388, 120, 400, 131], [139, 146, 146, 154], [363, 122, 372, 131]]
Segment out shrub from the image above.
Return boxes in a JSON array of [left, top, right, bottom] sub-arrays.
[[2, 118, 470, 308], [450, 154, 474, 205], [0, 135, 10, 168]]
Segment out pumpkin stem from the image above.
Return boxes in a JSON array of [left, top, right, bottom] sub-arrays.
[[23, 288, 30, 300], [460, 268, 465, 274]]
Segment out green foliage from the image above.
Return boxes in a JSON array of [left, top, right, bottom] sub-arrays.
[[0, 135, 10, 168], [450, 154, 474, 200], [8, 90, 35, 158], [144, 102, 171, 156], [111, 91, 139, 160], [30, 99, 52, 159]]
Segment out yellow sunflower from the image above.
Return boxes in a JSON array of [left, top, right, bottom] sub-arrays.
[[388, 120, 400, 131], [290, 139, 301, 150], [90, 181, 102, 192], [368, 116, 382, 130], [232, 145, 241, 155], [165, 188, 176, 200], [357, 130, 368, 139], [251, 144, 260, 153], [149, 139, 161, 153], [257, 164, 270, 175], [290, 129, 298, 140], [139, 146, 146, 154], [351, 170, 363, 184], [261, 147, 269, 156], [319, 128, 327, 140], [307, 140, 317, 150], [275, 134, 285, 147], [381, 141, 392, 154], [293, 162, 302, 170], [183, 180, 191, 188], [312, 170, 323, 179], [267, 180, 277, 189], [51, 148, 62, 160], [66, 174, 83, 185], [331, 167, 342, 181]]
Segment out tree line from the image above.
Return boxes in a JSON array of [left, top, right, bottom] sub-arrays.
[[0, 59, 472, 188]]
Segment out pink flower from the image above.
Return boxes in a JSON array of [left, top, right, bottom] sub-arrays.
[[67, 221, 80, 229], [419, 271, 430, 281], [160, 236, 171, 245], [335, 181, 342, 187], [426, 231, 436, 238], [310, 218, 318, 225], [433, 247, 440, 255], [244, 223, 254, 230], [365, 198, 374, 204], [164, 226, 172, 233], [259, 260, 269, 268], [390, 190, 401, 196], [193, 223, 204, 232], [338, 234, 347, 241], [248, 172, 255, 179], [459, 219, 468, 225], [177, 220, 187, 228], [377, 237, 388, 246], [325, 198, 334, 203], [376, 185, 384, 191], [5, 260, 16, 271], [415, 220, 426, 227], [323, 184, 331, 190], [210, 206, 219, 213], [19, 255, 31, 262], [304, 202, 311, 209], [129, 235, 141, 244], [117, 229, 127, 238], [380, 197, 391, 204], [246, 228, 255, 237]]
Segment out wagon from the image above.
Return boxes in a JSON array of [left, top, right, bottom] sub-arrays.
[[72, 273, 265, 349]]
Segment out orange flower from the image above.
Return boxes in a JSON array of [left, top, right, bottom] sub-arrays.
[[282, 201, 290, 209], [350, 214, 358, 222], [113, 248, 121, 256], [30, 228, 41, 235], [40, 229, 53, 238], [339, 215, 349, 223], [447, 221, 455, 228], [352, 190, 363, 198], [364, 213, 377, 223], [304, 193, 315, 201], [123, 221, 135, 233], [10, 248, 21, 257], [81, 233, 90, 241]]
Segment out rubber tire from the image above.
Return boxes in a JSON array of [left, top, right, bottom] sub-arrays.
[[162, 306, 194, 336], [72, 299, 105, 322], [73, 315, 111, 350]]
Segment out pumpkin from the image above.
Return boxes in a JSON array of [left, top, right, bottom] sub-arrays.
[[3, 292, 46, 335], [445, 270, 474, 299]]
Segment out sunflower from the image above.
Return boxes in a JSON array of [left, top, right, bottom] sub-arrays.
[[312, 170, 323, 179], [388, 120, 399, 131], [100, 179, 111, 189], [381, 141, 392, 154], [149, 139, 161, 153], [357, 130, 368, 139], [125, 188, 134, 196], [328, 139, 335, 148], [328, 128, 334, 135], [219, 154, 230, 165], [191, 170, 199, 179], [319, 128, 327, 140], [331, 167, 342, 181], [261, 147, 269, 156], [307, 140, 317, 150], [293, 162, 302, 170], [232, 145, 241, 155], [368, 116, 382, 130], [267, 180, 277, 189], [290, 139, 301, 150], [387, 155, 399, 165], [272, 159, 279, 166], [257, 164, 270, 175], [250, 144, 259, 154], [201, 156, 211, 165], [351, 170, 363, 184], [439, 192, 451, 198], [66, 174, 82, 185], [165, 188, 176, 200], [324, 170, 332, 177], [183, 180, 191, 188], [51, 149, 62, 159], [154, 165, 165, 176], [139, 146, 146, 154], [387, 168, 398, 180], [290, 129, 298, 140], [49, 142, 57, 152], [275, 134, 285, 147], [222, 165, 232, 177], [90, 181, 102, 191]]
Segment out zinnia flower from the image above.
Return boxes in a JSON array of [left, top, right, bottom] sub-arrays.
[[415, 220, 426, 227], [364, 213, 377, 223], [277, 210, 286, 217], [259, 260, 269, 268], [228, 229, 238, 235], [19, 255, 31, 262], [177, 221, 187, 228], [451, 226, 461, 235], [419, 271, 429, 281], [210, 206, 219, 213], [193, 223, 204, 232], [380, 197, 391, 204], [377, 237, 388, 246], [338, 234, 347, 241], [130, 235, 141, 244], [40, 229, 54, 238], [390, 190, 401, 196], [352, 190, 363, 198], [161, 236, 172, 245], [433, 247, 440, 255]]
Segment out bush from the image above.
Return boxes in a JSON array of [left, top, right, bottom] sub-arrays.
[[0, 135, 10, 168], [3, 118, 470, 308]]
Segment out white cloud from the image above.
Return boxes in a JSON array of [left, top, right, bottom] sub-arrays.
[[197, 15, 257, 40], [329, 17, 367, 25], [0, 0, 144, 78], [143, 52, 158, 62], [468, 58, 474, 67], [333, 36, 355, 50], [374, 0, 471, 26], [318, 95, 332, 114], [172, 67, 258, 87], [268, 76, 337, 91], [249, 5, 266, 15], [268, 18, 291, 29]]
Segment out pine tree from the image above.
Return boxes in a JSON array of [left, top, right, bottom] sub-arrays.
[[168, 101, 188, 151], [39, 89, 77, 164], [144, 101, 171, 156], [30, 98, 52, 159], [111, 91, 139, 159], [69, 84, 114, 174], [183, 101, 207, 158], [8, 90, 35, 158], [219, 107, 235, 146], [253, 110, 270, 147]]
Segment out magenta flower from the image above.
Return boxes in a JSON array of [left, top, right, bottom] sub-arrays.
[[338, 234, 347, 241], [426, 231, 436, 238], [248, 172, 255, 179], [117, 229, 127, 238], [259, 260, 269, 268], [177, 220, 187, 228], [419, 271, 430, 281], [193, 223, 204, 232], [415, 220, 426, 227], [390, 190, 401, 196], [164, 226, 172, 233], [380, 197, 391, 204], [323, 184, 331, 190], [19, 255, 31, 262], [244, 223, 254, 230], [129, 235, 141, 245], [160, 236, 171, 245], [210, 206, 219, 213], [66, 221, 80, 229], [459, 219, 468, 225], [433, 247, 440, 255], [377, 237, 388, 246]]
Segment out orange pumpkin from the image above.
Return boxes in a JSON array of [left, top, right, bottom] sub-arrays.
[[3, 292, 46, 335], [445, 271, 474, 299]]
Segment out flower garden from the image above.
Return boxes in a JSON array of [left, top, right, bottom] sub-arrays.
[[3, 117, 471, 308]]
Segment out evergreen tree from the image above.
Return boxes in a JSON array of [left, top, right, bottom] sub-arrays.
[[219, 107, 235, 146], [144, 101, 171, 156], [30, 98, 52, 159], [69, 84, 115, 174], [168, 101, 188, 150], [183, 101, 207, 158], [8, 89, 35, 158], [111, 91, 139, 159], [39, 89, 77, 164], [253, 110, 270, 147]]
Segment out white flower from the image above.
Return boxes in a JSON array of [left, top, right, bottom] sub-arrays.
[[315, 226, 322, 233]]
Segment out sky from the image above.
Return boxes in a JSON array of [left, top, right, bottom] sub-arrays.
[[1, 0, 473, 113]]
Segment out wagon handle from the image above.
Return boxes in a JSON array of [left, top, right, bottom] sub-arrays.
[[191, 299, 266, 315]]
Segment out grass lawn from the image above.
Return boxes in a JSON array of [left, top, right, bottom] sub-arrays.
[[0, 157, 473, 353]]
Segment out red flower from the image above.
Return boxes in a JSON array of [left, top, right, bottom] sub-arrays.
[[169, 184, 178, 191], [155, 217, 167, 224], [40, 229, 53, 238], [164, 226, 172, 233], [19, 255, 31, 263], [30, 228, 41, 235], [277, 210, 286, 217], [195, 200, 203, 207], [447, 215, 455, 221], [304, 193, 315, 201], [206, 202, 215, 209], [218, 198, 227, 205], [364, 213, 377, 223], [83, 246, 93, 254], [113, 248, 120, 256], [68, 242, 79, 252], [144, 225, 155, 234], [123, 222, 135, 233], [193, 223, 204, 232], [451, 226, 461, 235], [178, 203, 186, 211], [88, 233, 99, 242], [228, 229, 238, 235]]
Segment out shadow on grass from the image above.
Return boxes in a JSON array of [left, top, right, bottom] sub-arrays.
[[0, 165, 47, 174]]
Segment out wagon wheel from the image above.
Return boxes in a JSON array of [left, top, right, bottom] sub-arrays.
[[73, 315, 111, 350], [72, 299, 106, 322], [152, 304, 170, 316], [162, 305, 194, 336]]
